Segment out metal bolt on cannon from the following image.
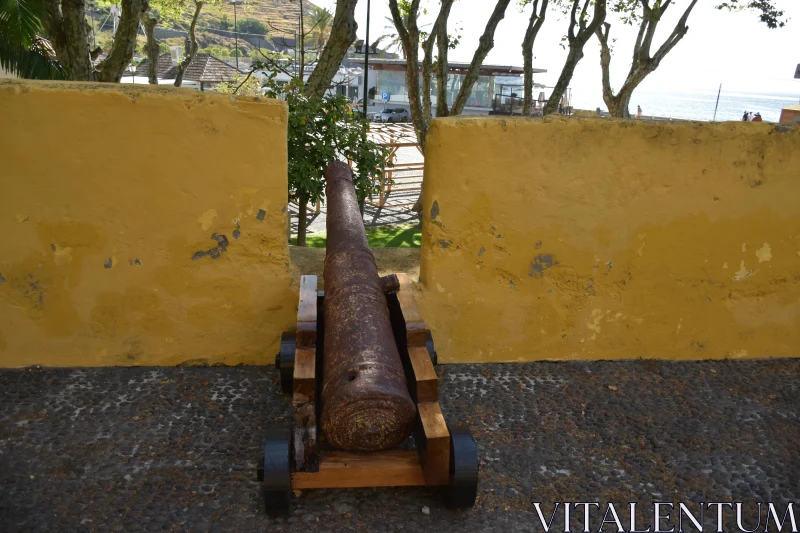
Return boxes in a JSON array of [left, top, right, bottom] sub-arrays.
[[260, 162, 478, 515]]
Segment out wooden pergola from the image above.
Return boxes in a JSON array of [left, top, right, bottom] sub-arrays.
[[300, 123, 423, 216], [364, 123, 423, 209]]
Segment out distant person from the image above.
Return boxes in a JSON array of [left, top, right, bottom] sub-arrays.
[[637, 105, 643, 118], [742, 110, 749, 121], [596, 107, 602, 116], [752, 112, 763, 122]]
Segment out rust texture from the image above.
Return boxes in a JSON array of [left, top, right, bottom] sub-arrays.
[[379, 273, 401, 294], [320, 162, 416, 452]]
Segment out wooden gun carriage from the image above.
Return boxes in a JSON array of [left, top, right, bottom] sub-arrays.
[[256, 163, 478, 515]]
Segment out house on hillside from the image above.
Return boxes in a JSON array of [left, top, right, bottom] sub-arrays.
[[130, 49, 243, 91]]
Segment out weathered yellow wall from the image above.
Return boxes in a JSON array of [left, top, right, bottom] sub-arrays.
[[0, 80, 295, 367], [780, 105, 800, 125], [418, 116, 800, 362]]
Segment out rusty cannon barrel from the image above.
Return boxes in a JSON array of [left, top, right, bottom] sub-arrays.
[[320, 162, 416, 452]]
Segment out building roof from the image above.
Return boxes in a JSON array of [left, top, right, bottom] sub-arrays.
[[367, 58, 543, 76], [134, 53, 243, 82]]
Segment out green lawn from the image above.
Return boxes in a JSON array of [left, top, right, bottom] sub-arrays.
[[291, 224, 421, 248]]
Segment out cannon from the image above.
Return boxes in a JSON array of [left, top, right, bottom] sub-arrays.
[[258, 162, 478, 515]]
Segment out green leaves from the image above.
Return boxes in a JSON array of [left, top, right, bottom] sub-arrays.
[[0, 0, 44, 49], [237, 18, 267, 35], [716, 0, 786, 29], [256, 67, 391, 206]]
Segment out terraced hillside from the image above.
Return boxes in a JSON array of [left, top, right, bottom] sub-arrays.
[[89, 0, 324, 63]]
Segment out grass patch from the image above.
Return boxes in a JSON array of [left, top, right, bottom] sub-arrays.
[[291, 224, 421, 248]]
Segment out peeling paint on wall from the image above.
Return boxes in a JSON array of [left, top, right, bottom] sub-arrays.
[[430, 200, 440, 220], [198, 209, 218, 231], [192, 234, 229, 261], [0, 79, 294, 367], [418, 116, 800, 362], [733, 260, 754, 281], [528, 254, 557, 278], [756, 243, 772, 263]]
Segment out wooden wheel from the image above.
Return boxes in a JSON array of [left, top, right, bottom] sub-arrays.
[[274, 331, 295, 395], [445, 424, 478, 508], [257, 428, 292, 516]]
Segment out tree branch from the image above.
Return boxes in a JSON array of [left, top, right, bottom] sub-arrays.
[[421, 14, 437, 120], [568, 0, 579, 40], [449, 0, 511, 116], [304, 0, 357, 99], [596, 21, 615, 110], [522, 0, 548, 115], [638, 1, 662, 62], [174, 0, 202, 87], [435, 0, 455, 117], [651, 0, 698, 64], [629, 1, 649, 73], [389, 0, 427, 148], [579, 0, 591, 31], [143, 12, 158, 84], [543, 0, 606, 115], [96, 0, 150, 82]]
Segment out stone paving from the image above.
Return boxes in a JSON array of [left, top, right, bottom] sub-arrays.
[[1, 360, 798, 532]]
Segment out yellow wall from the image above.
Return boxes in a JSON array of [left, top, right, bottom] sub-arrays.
[[0, 80, 295, 366], [418, 116, 800, 362], [780, 105, 800, 125]]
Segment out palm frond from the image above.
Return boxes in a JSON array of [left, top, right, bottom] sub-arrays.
[[0, 0, 46, 47], [0, 35, 67, 79]]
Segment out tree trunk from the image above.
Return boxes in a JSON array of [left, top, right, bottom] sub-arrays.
[[299, 0, 305, 81], [174, 1, 203, 87], [616, 90, 633, 118], [296, 193, 309, 247], [449, 0, 511, 116], [45, 0, 93, 80], [543, 0, 606, 115], [522, 0, 548, 116], [604, 93, 629, 118], [143, 15, 159, 85], [421, 16, 440, 123], [95, 0, 149, 82], [434, 0, 454, 117], [405, 49, 426, 149], [304, 0, 357, 99], [543, 44, 582, 115], [388, 1, 426, 150], [598, 25, 633, 119], [596, 1, 697, 119]]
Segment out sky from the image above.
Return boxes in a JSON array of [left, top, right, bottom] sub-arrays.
[[311, 0, 800, 107]]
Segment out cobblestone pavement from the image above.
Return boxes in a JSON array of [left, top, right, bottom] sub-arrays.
[[1, 360, 798, 532]]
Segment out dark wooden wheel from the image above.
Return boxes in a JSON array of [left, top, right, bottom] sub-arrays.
[[445, 424, 478, 508], [274, 332, 296, 395], [257, 427, 292, 516]]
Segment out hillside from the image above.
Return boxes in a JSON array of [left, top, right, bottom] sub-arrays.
[[89, 0, 325, 64]]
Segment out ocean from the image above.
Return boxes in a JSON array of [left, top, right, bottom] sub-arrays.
[[573, 88, 799, 123]]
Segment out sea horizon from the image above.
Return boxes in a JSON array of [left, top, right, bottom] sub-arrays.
[[573, 86, 799, 123]]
